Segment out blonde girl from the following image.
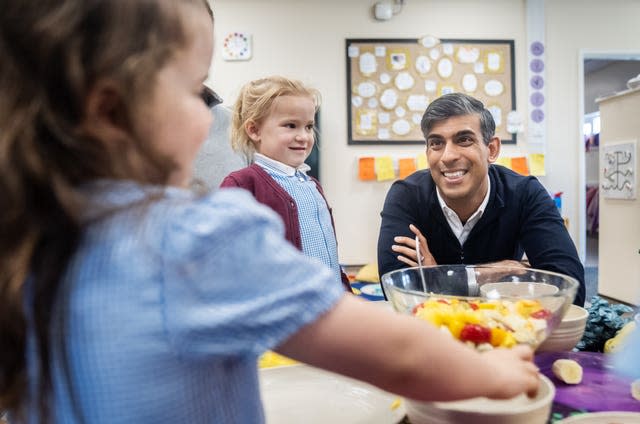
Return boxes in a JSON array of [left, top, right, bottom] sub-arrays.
[[222, 77, 350, 290]]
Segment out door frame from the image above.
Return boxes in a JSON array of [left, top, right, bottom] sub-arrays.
[[577, 49, 640, 262]]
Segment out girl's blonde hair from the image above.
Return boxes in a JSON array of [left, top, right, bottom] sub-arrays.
[[0, 0, 212, 421], [231, 76, 321, 161]]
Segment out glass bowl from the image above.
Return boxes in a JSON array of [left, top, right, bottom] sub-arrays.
[[381, 265, 579, 350]]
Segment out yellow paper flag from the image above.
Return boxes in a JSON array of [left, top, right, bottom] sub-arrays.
[[416, 153, 428, 170], [376, 156, 395, 181], [494, 156, 512, 169], [528, 153, 546, 176], [398, 158, 417, 179]]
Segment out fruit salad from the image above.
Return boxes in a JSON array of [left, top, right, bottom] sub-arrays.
[[412, 297, 551, 350]]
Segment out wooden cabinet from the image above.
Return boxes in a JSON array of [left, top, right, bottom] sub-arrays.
[[596, 88, 640, 305]]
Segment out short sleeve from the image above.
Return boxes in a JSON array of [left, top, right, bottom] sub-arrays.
[[157, 189, 344, 359]]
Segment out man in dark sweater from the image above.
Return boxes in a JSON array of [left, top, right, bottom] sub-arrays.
[[377, 93, 585, 306]]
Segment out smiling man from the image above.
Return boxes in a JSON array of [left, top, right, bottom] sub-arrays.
[[377, 93, 585, 306]]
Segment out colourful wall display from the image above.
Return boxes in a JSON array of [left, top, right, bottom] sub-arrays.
[[346, 38, 516, 145]]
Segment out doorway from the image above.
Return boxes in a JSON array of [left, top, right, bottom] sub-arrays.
[[578, 51, 640, 303]]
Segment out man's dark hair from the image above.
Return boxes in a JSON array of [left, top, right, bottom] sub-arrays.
[[420, 92, 496, 145]]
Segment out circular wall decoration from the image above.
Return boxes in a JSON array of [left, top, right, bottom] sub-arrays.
[[530, 41, 544, 56], [461, 73, 478, 93], [357, 81, 376, 98], [531, 108, 545, 123], [437, 58, 453, 78], [529, 58, 544, 73], [415, 56, 431, 74], [484, 80, 504, 97], [222, 32, 252, 61], [392, 119, 411, 135], [530, 75, 544, 90], [394, 72, 415, 90], [380, 89, 398, 110]]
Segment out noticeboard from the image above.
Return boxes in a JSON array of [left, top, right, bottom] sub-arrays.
[[346, 38, 516, 145]]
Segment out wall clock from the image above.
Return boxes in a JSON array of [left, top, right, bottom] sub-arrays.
[[222, 32, 252, 61]]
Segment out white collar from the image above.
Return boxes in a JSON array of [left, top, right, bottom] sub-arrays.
[[254, 153, 311, 177], [436, 175, 491, 221]]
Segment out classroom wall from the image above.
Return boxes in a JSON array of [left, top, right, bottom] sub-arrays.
[[545, 0, 640, 262], [209, 0, 640, 266]]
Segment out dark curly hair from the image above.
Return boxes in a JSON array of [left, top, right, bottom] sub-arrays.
[[0, 0, 212, 421]]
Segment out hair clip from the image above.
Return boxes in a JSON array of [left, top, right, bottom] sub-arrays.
[[201, 85, 223, 108]]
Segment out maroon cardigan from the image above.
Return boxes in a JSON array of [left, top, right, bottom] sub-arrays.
[[220, 164, 350, 291]]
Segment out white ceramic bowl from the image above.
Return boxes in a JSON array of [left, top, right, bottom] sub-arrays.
[[405, 374, 555, 424], [537, 304, 588, 352], [480, 282, 559, 298]]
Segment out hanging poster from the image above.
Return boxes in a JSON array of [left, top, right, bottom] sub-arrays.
[[346, 38, 516, 145], [601, 140, 636, 199]]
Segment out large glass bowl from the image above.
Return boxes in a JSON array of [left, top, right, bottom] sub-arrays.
[[381, 265, 579, 350]]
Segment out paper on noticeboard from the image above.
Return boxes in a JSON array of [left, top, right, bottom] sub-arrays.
[[398, 158, 417, 179], [528, 153, 545, 176], [376, 156, 395, 181], [358, 157, 375, 181], [511, 156, 529, 176], [416, 153, 428, 170], [495, 156, 512, 168]]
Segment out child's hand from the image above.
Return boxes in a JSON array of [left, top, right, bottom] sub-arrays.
[[481, 345, 540, 399]]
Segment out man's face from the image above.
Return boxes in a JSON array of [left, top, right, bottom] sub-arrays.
[[425, 114, 500, 214]]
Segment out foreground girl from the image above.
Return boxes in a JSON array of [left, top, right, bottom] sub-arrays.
[[0, 1, 538, 423]]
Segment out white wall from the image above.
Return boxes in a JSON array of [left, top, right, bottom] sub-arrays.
[[546, 0, 640, 261], [208, 0, 640, 266]]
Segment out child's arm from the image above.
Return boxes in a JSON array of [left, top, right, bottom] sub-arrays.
[[276, 294, 539, 402]]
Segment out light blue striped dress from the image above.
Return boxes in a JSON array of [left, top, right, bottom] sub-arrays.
[[24, 180, 344, 423]]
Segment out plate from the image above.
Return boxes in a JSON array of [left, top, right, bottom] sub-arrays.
[[555, 411, 640, 423], [360, 283, 384, 298], [259, 364, 406, 424], [351, 282, 386, 301]]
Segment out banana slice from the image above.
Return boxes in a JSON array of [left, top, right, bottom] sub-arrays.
[[552, 359, 583, 384], [632, 379, 640, 401]]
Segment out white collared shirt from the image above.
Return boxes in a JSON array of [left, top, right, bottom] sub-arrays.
[[436, 176, 491, 246], [254, 153, 310, 180]]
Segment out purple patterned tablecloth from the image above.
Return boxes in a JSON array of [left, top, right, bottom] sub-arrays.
[[535, 351, 640, 422]]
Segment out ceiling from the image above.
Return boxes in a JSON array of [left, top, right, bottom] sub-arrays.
[[584, 59, 615, 74]]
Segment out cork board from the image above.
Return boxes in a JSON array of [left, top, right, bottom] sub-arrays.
[[346, 38, 516, 145]]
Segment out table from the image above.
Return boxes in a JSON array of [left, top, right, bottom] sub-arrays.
[[535, 351, 640, 423], [351, 286, 640, 423]]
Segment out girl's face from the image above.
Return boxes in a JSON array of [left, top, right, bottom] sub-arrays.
[[248, 95, 316, 168], [134, 4, 214, 187]]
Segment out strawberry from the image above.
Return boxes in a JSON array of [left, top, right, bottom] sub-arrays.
[[459, 323, 492, 344], [530, 309, 551, 319], [412, 303, 424, 315]]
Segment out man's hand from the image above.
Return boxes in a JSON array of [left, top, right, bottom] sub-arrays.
[[391, 224, 437, 267], [483, 259, 528, 269], [475, 260, 528, 284]]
